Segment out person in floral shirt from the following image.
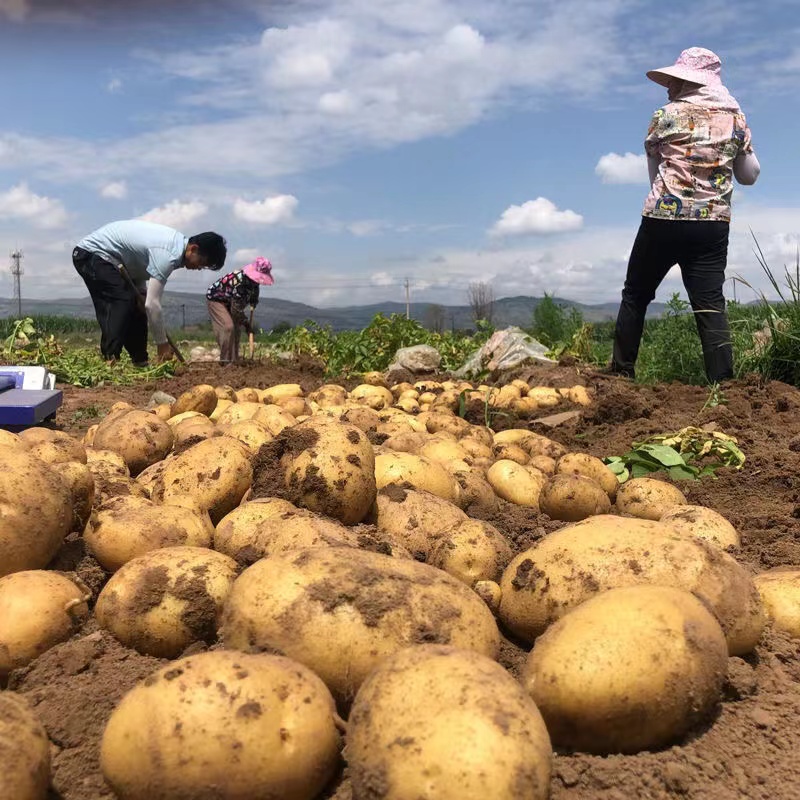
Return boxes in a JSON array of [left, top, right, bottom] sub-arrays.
[[206, 257, 274, 363], [609, 47, 760, 382]]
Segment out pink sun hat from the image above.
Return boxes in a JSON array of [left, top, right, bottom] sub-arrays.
[[243, 256, 274, 285], [647, 47, 723, 88]]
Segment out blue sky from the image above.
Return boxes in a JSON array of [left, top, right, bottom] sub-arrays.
[[0, 0, 798, 308]]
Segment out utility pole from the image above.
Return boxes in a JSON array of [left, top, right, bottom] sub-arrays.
[[404, 278, 410, 319], [10, 250, 23, 318], [181, 304, 186, 329]]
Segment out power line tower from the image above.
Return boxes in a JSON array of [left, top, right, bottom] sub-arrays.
[[10, 250, 23, 318]]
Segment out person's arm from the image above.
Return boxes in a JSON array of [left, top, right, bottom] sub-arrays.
[[733, 151, 760, 185], [144, 278, 172, 361], [647, 152, 661, 186]]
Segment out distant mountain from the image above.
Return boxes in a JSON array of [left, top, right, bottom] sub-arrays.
[[0, 293, 666, 332]]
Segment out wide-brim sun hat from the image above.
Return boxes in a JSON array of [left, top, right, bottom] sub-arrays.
[[647, 47, 723, 88], [243, 256, 274, 285]]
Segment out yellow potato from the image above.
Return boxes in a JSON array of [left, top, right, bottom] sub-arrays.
[[539, 473, 612, 522], [222, 547, 500, 703], [429, 519, 513, 585], [0, 693, 51, 800], [260, 383, 304, 404], [556, 452, 619, 500], [93, 409, 174, 477], [754, 568, 800, 638], [95, 546, 238, 658], [660, 504, 740, 549], [348, 646, 551, 800], [375, 452, 459, 504], [0, 571, 89, 679], [19, 428, 86, 465], [486, 459, 545, 507], [170, 384, 218, 417], [616, 477, 688, 520], [101, 652, 340, 800], [523, 586, 728, 754]]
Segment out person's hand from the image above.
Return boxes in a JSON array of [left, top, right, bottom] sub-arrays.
[[156, 342, 174, 363]]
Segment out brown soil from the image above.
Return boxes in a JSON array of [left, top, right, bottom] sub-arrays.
[[10, 361, 800, 799]]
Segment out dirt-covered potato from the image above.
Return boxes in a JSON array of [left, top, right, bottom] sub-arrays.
[[375, 452, 459, 504], [19, 427, 87, 464], [348, 645, 551, 800], [0, 447, 73, 577], [556, 452, 619, 500], [235, 387, 260, 403], [428, 519, 513, 586], [93, 409, 174, 477], [151, 403, 172, 421], [59, 460, 96, 530], [616, 477, 688, 520], [0, 429, 28, 450], [215, 384, 238, 401], [660, 504, 740, 549], [101, 651, 340, 800], [217, 419, 274, 454], [498, 515, 764, 655], [524, 434, 568, 461], [0, 571, 89, 680], [151, 436, 253, 524], [222, 547, 500, 703], [754, 568, 800, 638], [453, 469, 499, 511], [0, 693, 51, 799], [95, 546, 238, 658], [259, 418, 376, 525], [492, 442, 530, 465], [85, 496, 213, 572], [214, 507, 360, 563], [373, 485, 468, 558], [523, 586, 728, 754], [170, 384, 218, 417], [486, 459, 545, 507], [86, 448, 129, 476], [209, 398, 233, 422], [539, 473, 612, 522]]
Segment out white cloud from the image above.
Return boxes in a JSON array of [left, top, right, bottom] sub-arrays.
[[0, 183, 67, 229], [233, 194, 298, 225], [107, 78, 123, 94], [489, 198, 583, 236], [595, 152, 649, 185], [233, 248, 261, 265], [100, 181, 128, 199], [139, 199, 208, 230], [349, 220, 385, 237], [370, 272, 395, 286]]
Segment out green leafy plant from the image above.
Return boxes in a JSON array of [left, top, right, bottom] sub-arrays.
[[531, 294, 584, 349], [604, 426, 745, 482]]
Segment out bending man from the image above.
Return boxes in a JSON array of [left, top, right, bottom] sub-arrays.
[[73, 220, 227, 365]]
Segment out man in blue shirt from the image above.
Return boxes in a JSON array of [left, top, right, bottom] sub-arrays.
[[73, 220, 227, 365]]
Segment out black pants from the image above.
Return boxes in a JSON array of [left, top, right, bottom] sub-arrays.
[[72, 247, 149, 364], [611, 217, 733, 383]]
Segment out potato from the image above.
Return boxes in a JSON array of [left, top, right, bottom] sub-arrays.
[[418, 438, 471, 465], [59, 460, 96, 530], [215, 498, 301, 545], [235, 387, 260, 403], [214, 401, 267, 427], [151, 436, 253, 525], [214, 384, 238, 401], [429, 519, 513, 585], [166, 410, 205, 428], [85, 496, 213, 572], [523, 586, 728, 754], [93, 409, 174, 477], [373, 485, 468, 558], [260, 383, 303, 404], [222, 547, 500, 703], [524, 434, 568, 460], [86, 448, 129, 476], [660, 504, 740, 549], [486, 459, 545, 508], [616, 477, 688, 520], [383, 430, 427, 454], [754, 568, 800, 638], [491, 442, 529, 465], [498, 515, 764, 655], [0, 693, 51, 800], [267, 418, 376, 525], [96, 546, 238, 658], [209, 397, 233, 422], [151, 403, 172, 421], [348, 645, 551, 800], [539, 473, 612, 522], [172, 414, 218, 446], [567, 385, 592, 406], [134, 459, 168, 497], [556, 452, 619, 500], [214, 507, 360, 563], [101, 651, 340, 800], [218, 419, 274, 454], [340, 405, 381, 433], [0, 429, 28, 451], [0, 571, 89, 679], [529, 455, 556, 475], [422, 412, 471, 438], [19, 427, 87, 464], [83, 424, 98, 446], [350, 384, 394, 410], [0, 447, 73, 577], [528, 386, 561, 408], [277, 396, 309, 417], [171, 384, 218, 417], [375, 452, 459, 504], [92, 472, 150, 506], [453, 470, 499, 511], [492, 429, 535, 447]]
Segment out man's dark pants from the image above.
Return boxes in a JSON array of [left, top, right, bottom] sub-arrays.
[[611, 217, 733, 383], [72, 247, 148, 364]]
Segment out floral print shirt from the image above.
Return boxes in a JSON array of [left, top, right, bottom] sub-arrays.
[[642, 102, 753, 222], [206, 270, 260, 327]]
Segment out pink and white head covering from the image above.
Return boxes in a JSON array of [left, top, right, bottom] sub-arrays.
[[648, 47, 740, 112], [242, 256, 274, 285], [647, 47, 723, 87]]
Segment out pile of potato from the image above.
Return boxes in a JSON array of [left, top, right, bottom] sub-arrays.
[[0, 373, 796, 799]]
